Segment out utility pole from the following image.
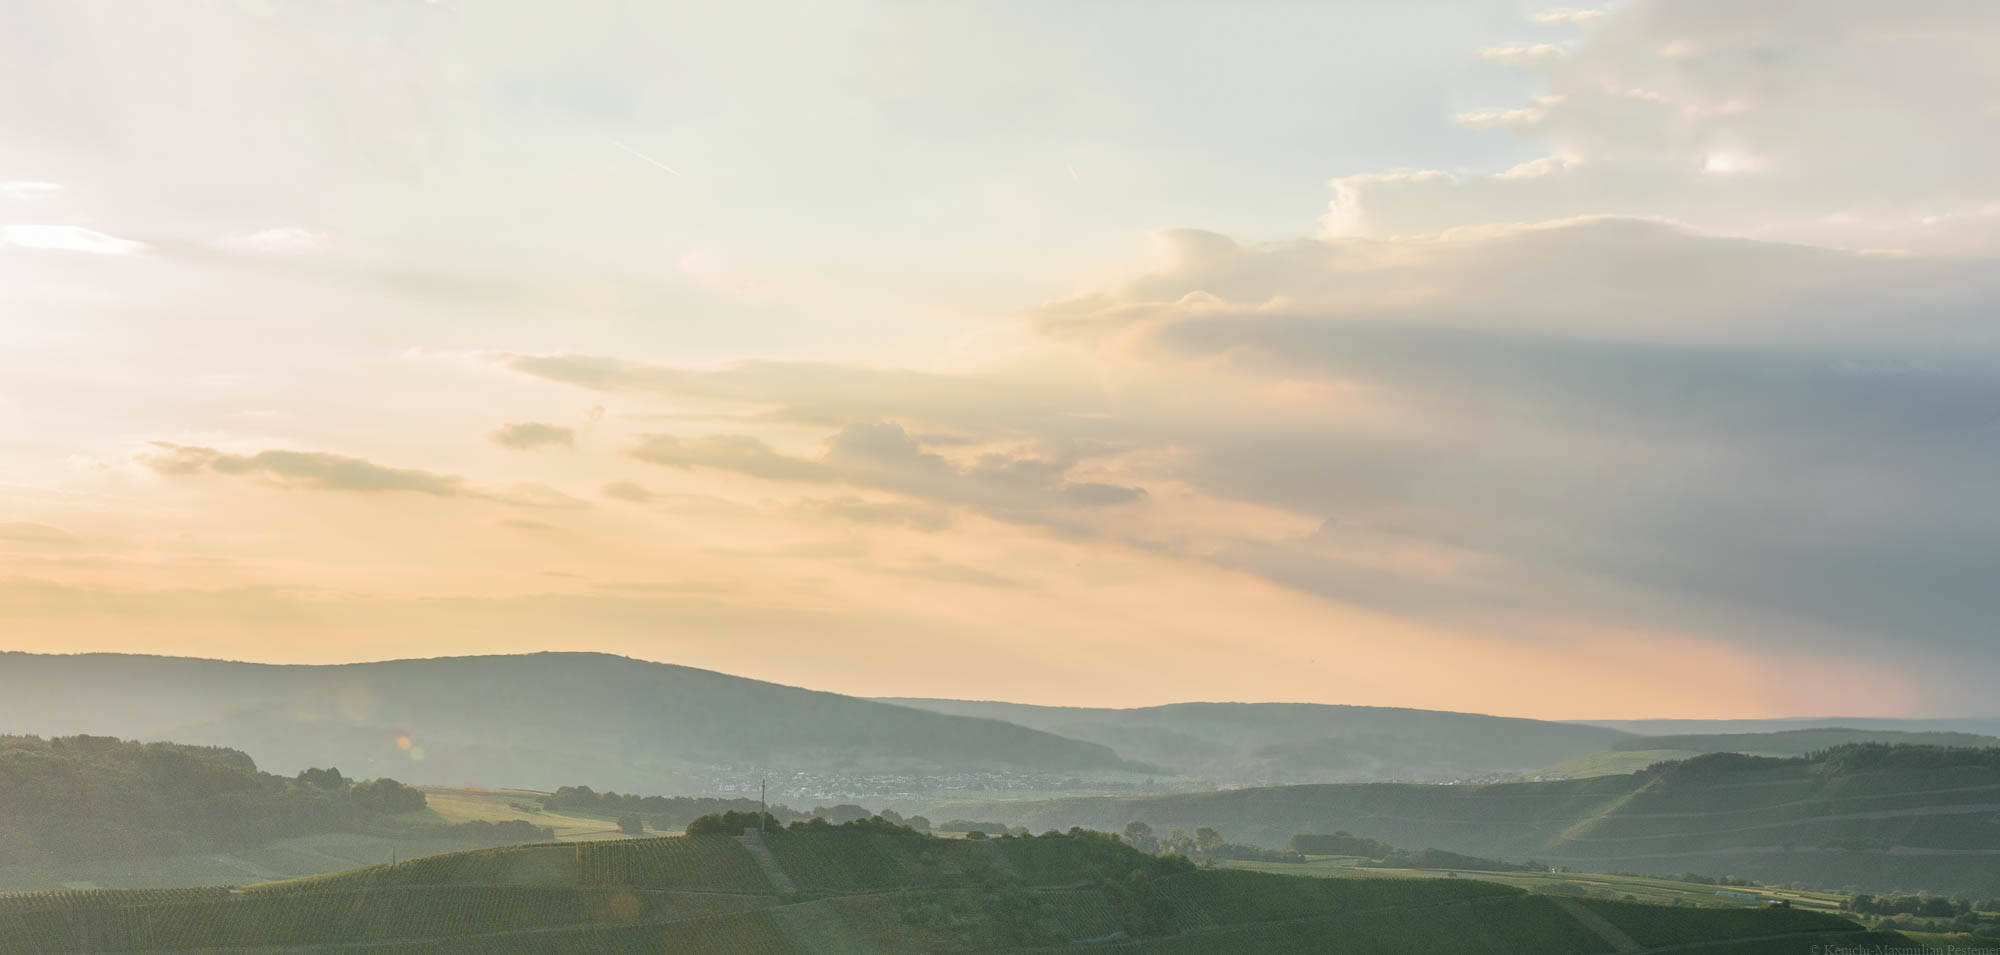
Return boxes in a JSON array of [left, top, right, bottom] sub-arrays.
[[760, 778, 768, 833]]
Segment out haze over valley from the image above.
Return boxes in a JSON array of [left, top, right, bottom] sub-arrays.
[[7, 0, 2000, 951]]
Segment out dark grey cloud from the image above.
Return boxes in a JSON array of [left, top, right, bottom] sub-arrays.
[[489, 421, 576, 450], [500, 219, 2000, 696]]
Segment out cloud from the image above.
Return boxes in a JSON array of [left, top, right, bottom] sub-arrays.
[[3, 224, 145, 254], [1531, 8, 1605, 25], [1018, 215, 2000, 667], [0, 522, 80, 547], [217, 227, 319, 254], [1478, 42, 1564, 66], [488, 421, 576, 450], [497, 353, 1097, 438], [141, 443, 468, 495], [1323, 0, 2000, 254], [1, 181, 62, 201], [805, 496, 954, 532], [628, 421, 1144, 525], [879, 558, 1027, 589], [601, 480, 657, 503]]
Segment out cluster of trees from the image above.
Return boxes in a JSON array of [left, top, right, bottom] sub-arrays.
[[545, 785, 935, 834], [1848, 894, 2000, 935], [408, 818, 556, 847], [685, 810, 785, 836], [937, 819, 1021, 836], [684, 810, 931, 837], [0, 736, 429, 865], [1847, 894, 1999, 917], [1287, 831, 1395, 857], [1118, 822, 1304, 863]]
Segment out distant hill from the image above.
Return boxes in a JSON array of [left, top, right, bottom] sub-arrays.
[[880, 698, 1635, 784], [1579, 716, 2000, 736], [946, 745, 2000, 897], [0, 653, 1136, 792], [0, 820, 1901, 954], [1608, 727, 2000, 755], [1537, 728, 2000, 780]]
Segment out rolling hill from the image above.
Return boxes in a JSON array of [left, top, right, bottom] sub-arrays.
[[880, 698, 1636, 784], [1539, 728, 2000, 779], [0, 653, 1136, 792], [0, 734, 566, 893], [0, 820, 1910, 954], [945, 745, 2000, 897]]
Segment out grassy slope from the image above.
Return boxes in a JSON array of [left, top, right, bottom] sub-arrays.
[[951, 746, 2000, 897], [0, 826, 1901, 955]]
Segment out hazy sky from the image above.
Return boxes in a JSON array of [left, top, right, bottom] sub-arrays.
[[4, 0, 1998, 718]]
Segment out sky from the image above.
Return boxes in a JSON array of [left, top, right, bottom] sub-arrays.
[[3, 0, 1998, 719]]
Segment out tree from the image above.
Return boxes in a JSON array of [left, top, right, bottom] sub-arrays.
[[1194, 826, 1224, 853], [1123, 821, 1159, 854], [686, 810, 779, 836], [617, 813, 645, 836]]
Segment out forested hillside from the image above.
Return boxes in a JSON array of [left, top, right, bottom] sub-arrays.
[[0, 735, 488, 868]]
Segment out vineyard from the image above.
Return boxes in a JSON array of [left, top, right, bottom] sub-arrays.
[[0, 885, 772, 952], [760, 827, 928, 892], [0, 824, 1910, 954], [574, 836, 775, 894]]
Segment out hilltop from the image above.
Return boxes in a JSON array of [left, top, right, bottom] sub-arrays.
[[0, 819, 1913, 954], [879, 698, 1634, 785], [0, 652, 1136, 792], [945, 745, 2000, 898]]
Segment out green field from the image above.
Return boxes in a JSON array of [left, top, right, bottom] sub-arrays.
[[1219, 855, 1851, 911], [0, 821, 1937, 954]]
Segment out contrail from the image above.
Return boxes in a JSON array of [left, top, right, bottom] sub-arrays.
[[602, 134, 683, 177]]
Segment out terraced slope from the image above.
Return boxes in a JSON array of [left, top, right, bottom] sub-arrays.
[[955, 745, 2000, 896], [0, 821, 1900, 954]]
